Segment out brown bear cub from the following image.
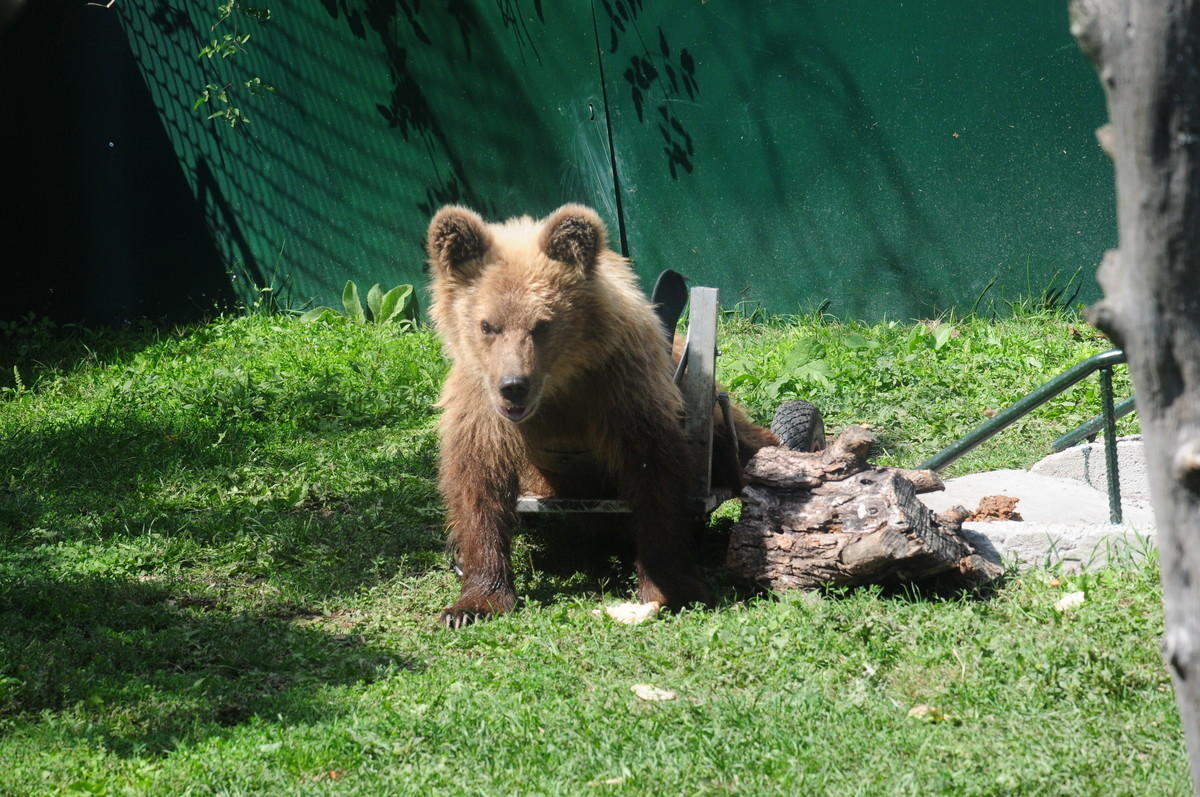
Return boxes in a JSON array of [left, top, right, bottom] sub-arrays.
[[427, 204, 776, 628]]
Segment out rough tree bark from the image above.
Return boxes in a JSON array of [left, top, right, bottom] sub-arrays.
[[726, 427, 1001, 592], [1070, 1, 1200, 789]]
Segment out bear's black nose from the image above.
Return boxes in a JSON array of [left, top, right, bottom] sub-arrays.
[[499, 375, 530, 404]]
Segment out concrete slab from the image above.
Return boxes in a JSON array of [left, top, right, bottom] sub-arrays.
[[1030, 435, 1150, 504], [918, 438, 1157, 572]]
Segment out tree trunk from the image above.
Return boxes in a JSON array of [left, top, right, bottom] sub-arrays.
[[1070, 1, 1200, 789], [726, 427, 1001, 592]]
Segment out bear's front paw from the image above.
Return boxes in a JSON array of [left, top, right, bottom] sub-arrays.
[[439, 588, 517, 629]]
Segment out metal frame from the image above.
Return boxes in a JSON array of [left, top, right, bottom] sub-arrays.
[[918, 349, 1132, 524], [516, 286, 725, 516]]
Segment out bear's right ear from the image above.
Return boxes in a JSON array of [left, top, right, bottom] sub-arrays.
[[427, 206, 492, 280]]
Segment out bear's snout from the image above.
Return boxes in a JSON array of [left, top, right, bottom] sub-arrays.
[[499, 375, 530, 404], [496, 374, 536, 422]]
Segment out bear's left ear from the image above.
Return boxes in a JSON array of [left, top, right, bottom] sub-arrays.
[[427, 206, 492, 280], [539, 204, 607, 271]]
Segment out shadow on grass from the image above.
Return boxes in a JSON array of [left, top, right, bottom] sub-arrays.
[[0, 400, 445, 576], [0, 321, 169, 394], [0, 396, 444, 755], [0, 562, 419, 757], [509, 513, 793, 609]]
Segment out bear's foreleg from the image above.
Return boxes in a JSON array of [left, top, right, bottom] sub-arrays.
[[438, 419, 521, 628]]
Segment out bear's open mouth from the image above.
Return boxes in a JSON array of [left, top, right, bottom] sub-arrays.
[[497, 404, 532, 422]]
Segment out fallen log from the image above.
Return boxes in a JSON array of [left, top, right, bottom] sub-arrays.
[[726, 426, 1001, 592]]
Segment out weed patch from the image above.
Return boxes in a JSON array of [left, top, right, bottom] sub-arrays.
[[717, 311, 1132, 474]]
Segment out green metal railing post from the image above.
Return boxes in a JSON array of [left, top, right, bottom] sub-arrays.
[[1099, 365, 1122, 524]]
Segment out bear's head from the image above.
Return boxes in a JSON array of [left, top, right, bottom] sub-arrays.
[[427, 204, 613, 424]]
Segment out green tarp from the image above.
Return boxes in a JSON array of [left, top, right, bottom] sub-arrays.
[[6, 1, 1113, 322]]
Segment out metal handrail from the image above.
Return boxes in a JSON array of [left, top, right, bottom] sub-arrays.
[[1053, 395, 1137, 452], [917, 349, 1132, 523]]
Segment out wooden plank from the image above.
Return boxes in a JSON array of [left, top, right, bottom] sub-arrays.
[[683, 287, 718, 509]]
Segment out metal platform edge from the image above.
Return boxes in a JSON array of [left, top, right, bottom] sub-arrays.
[[516, 497, 632, 513], [515, 490, 733, 515]]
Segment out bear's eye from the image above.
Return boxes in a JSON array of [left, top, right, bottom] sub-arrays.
[[481, 321, 497, 335], [531, 320, 550, 336]]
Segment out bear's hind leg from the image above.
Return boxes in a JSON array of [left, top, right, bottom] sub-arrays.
[[618, 437, 714, 609], [632, 511, 715, 610]]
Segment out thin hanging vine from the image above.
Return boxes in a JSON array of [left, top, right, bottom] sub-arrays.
[[193, 2, 276, 128]]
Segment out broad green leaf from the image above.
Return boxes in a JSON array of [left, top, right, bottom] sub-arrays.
[[401, 286, 420, 323], [366, 283, 384, 322], [842, 332, 879, 350], [342, 280, 365, 323], [783, 339, 825, 370], [725, 373, 755, 390], [298, 306, 337, 323], [377, 286, 401, 324], [378, 285, 415, 324], [795, 360, 834, 389], [765, 376, 794, 400]]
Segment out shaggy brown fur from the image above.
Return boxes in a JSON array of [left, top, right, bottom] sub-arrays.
[[427, 204, 775, 628]]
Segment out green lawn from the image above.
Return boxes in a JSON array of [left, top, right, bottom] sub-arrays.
[[0, 311, 1183, 795]]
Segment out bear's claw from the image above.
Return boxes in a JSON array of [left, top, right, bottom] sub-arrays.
[[440, 608, 488, 629]]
